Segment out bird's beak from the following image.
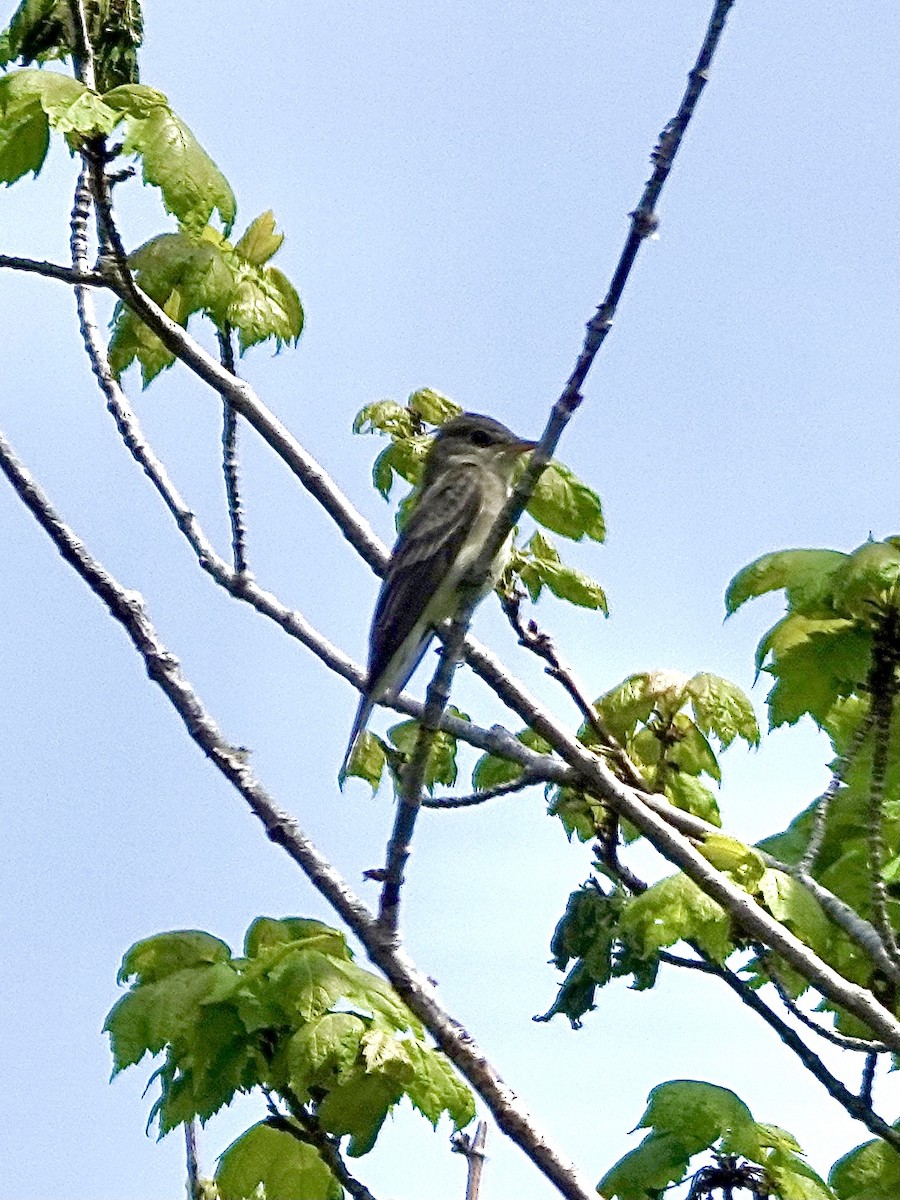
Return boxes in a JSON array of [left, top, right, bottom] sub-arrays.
[[512, 438, 539, 454]]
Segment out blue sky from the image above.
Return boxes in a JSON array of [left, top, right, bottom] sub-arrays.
[[0, 1, 897, 1197]]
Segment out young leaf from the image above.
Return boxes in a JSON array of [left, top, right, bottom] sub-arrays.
[[664, 773, 721, 826], [234, 209, 284, 265], [700, 834, 766, 890], [619, 873, 733, 963], [408, 387, 462, 425], [471, 725, 552, 790], [0, 0, 73, 70], [685, 672, 760, 748], [526, 460, 605, 543], [726, 548, 848, 616], [227, 261, 304, 352], [515, 530, 608, 611], [595, 671, 689, 741], [344, 730, 387, 790], [216, 1122, 343, 1200], [117, 930, 232, 985], [103, 84, 236, 231], [831, 539, 900, 623]]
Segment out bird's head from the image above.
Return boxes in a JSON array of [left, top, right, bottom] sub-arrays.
[[423, 413, 538, 487]]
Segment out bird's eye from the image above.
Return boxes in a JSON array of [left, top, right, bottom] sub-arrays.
[[469, 429, 492, 447]]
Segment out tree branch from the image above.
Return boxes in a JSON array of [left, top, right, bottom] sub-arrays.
[[217, 325, 250, 575], [0, 254, 104, 286]]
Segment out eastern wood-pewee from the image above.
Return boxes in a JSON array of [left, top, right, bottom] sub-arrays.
[[340, 412, 537, 780]]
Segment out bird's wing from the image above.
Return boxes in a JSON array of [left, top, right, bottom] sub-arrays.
[[368, 465, 485, 694]]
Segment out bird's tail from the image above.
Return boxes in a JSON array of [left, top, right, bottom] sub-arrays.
[[338, 692, 375, 787]]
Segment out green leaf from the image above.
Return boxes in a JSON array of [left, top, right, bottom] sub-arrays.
[[639, 1080, 755, 1154], [726, 549, 848, 615], [316, 1069, 405, 1156], [763, 623, 873, 728], [685, 673, 760, 748], [700, 834, 765, 889], [664, 774, 721, 827], [344, 730, 387, 790], [287, 1012, 367, 1095], [104, 84, 236, 231], [0, 0, 72, 69], [516, 530, 608, 611], [216, 1122, 342, 1200], [244, 917, 351, 960], [234, 209, 284, 265], [402, 1040, 475, 1129], [0, 69, 52, 181], [596, 671, 690, 741], [353, 399, 416, 439], [619, 874, 733, 963], [370, 438, 427, 499], [104, 961, 239, 1074], [598, 1131, 694, 1199], [757, 870, 832, 957], [829, 1128, 900, 1199], [228, 262, 304, 352], [526, 461, 605, 542], [667, 716, 722, 782], [471, 726, 552, 790], [408, 387, 462, 425], [831, 540, 900, 623], [387, 714, 463, 792], [117, 931, 232, 985]]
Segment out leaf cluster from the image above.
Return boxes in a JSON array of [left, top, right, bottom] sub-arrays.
[[104, 918, 474, 1191], [598, 1080, 833, 1200], [727, 539, 900, 729], [343, 708, 468, 793], [108, 213, 303, 385]]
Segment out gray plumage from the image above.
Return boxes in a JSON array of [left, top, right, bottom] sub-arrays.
[[339, 413, 536, 782]]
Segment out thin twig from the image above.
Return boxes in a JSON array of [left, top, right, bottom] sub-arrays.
[[217, 325, 249, 574], [0, 425, 596, 1200], [860, 1053, 877, 1106], [0, 255, 104, 286], [379, 617, 469, 931], [712, 958, 900, 1150], [756, 947, 889, 1053], [799, 710, 874, 874], [422, 773, 542, 809], [184, 1121, 202, 1200], [499, 592, 646, 790], [452, 1120, 489, 1200], [368, 0, 745, 974]]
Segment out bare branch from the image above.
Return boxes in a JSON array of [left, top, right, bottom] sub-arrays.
[[499, 592, 646, 790], [184, 1122, 202, 1200], [0, 425, 596, 1200], [452, 1120, 489, 1200], [217, 325, 250, 575], [756, 947, 889, 1054], [0, 255, 104, 286], [379, 616, 469, 931], [799, 710, 874, 874], [711, 958, 900, 1150], [421, 773, 542, 810]]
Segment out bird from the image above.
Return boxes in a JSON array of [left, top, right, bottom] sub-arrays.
[[339, 412, 538, 782]]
